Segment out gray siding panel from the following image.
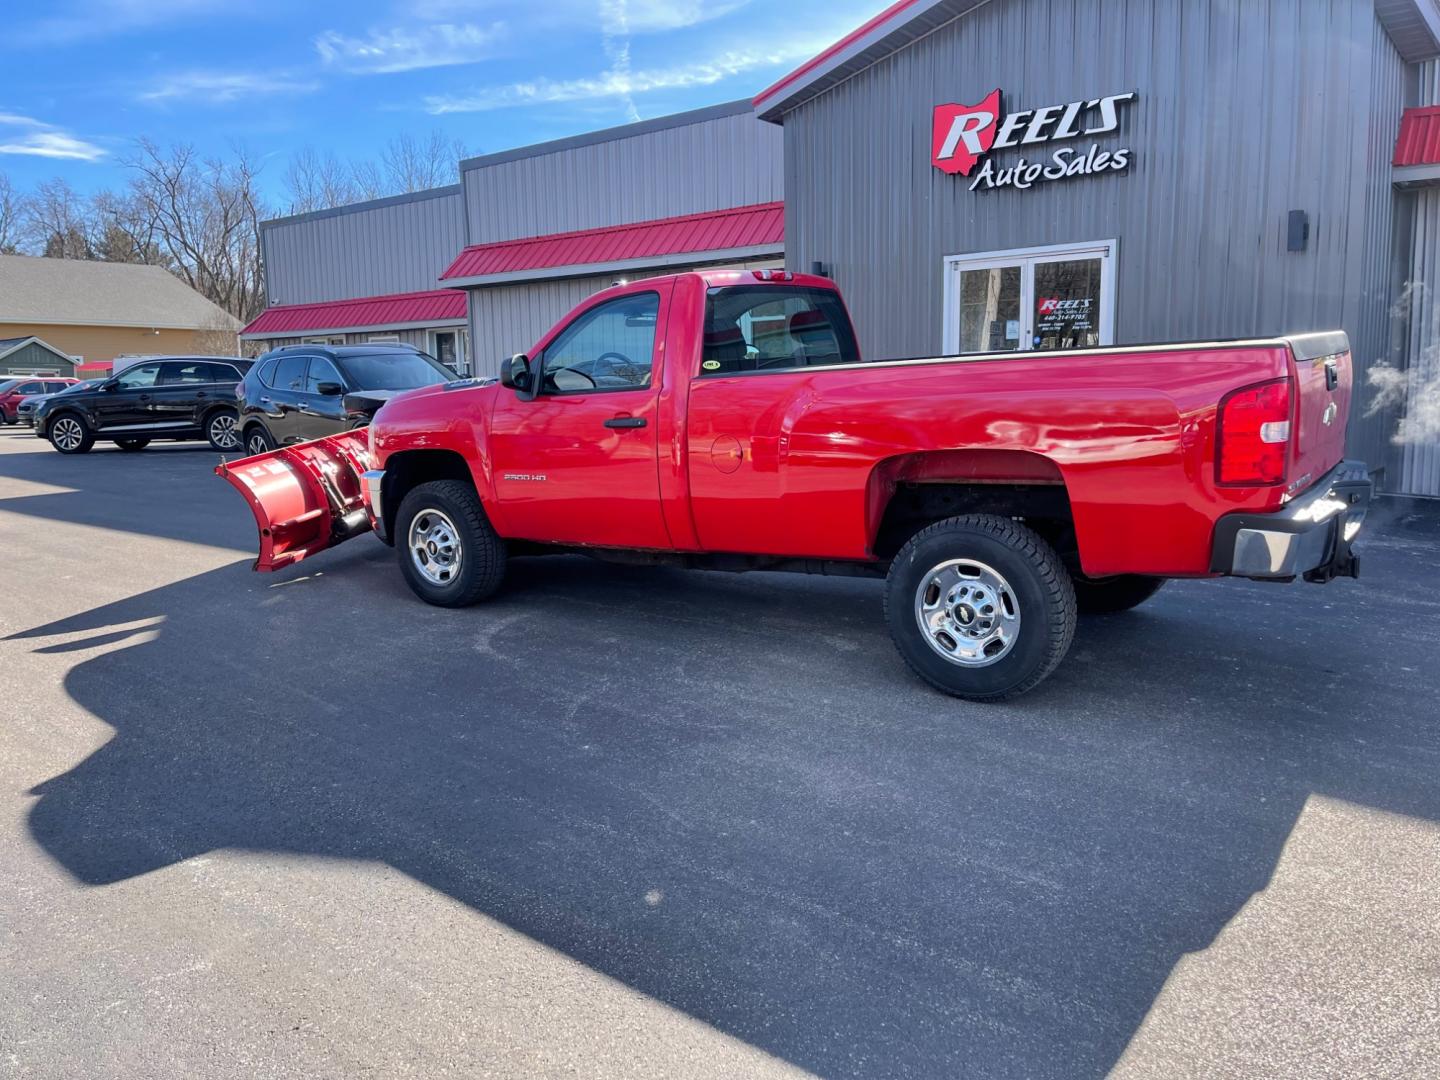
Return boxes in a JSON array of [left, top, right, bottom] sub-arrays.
[[463, 112, 783, 245], [261, 189, 466, 306], [782, 0, 1410, 484]]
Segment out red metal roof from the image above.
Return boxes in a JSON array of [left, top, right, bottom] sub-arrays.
[[1395, 106, 1440, 166], [441, 202, 785, 282], [241, 289, 467, 337]]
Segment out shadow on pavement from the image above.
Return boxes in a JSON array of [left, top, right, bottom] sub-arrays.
[[10, 501, 1440, 1078]]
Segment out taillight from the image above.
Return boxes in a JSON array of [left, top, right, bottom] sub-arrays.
[[1216, 378, 1291, 485]]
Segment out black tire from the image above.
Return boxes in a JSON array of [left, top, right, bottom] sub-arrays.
[[243, 423, 275, 457], [47, 413, 94, 455], [114, 438, 151, 452], [394, 480, 506, 608], [205, 409, 241, 452], [884, 515, 1077, 702], [1073, 574, 1166, 614]]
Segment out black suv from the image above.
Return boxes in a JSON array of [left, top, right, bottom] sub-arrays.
[[36, 357, 252, 454], [237, 345, 455, 457]]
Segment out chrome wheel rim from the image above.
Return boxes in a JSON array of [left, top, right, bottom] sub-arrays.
[[913, 558, 1021, 667], [408, 509, 462, 586], [247, 432, 268, 456], [210, 414, 239, 449], [53, 417, 83, 451]]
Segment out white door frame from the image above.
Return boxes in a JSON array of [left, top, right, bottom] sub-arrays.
[[941, 238, 1118, 355]]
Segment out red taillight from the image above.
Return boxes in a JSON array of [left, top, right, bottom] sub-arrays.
[[1216, 378, 1291, 486], [751, 269, 794, 282]]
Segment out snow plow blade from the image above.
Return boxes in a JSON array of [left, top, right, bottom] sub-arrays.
[[216, 429, 374, 572]]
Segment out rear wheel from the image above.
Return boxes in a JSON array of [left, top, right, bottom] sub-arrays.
[[1073, 574, 1166, 614], [48, 414, 94, 455], [885, 514, 1077, 701], [206, 410, 241, 452], [114, 438, 150, 452], [243, 424, 275, 457], [395, 480, 506, 608]]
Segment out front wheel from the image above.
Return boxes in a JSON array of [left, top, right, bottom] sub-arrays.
[[48, 414, 94, 455], [206, 410, 241, 452], [885, 515, 1077, 701], [395, 480, 507, 607]]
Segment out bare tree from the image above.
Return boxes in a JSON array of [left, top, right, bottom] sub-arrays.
[[283, 147, 362, 215], [90, 188, 169, 266], [378, 130, 467, 194], [124, 139, 268, 322], [24, 177, 95, 259], [282, 129, 473, 213], [0, 172, 23, 255]]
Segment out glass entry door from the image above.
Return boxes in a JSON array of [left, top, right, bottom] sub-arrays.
[[943, 240, 1116, 355]]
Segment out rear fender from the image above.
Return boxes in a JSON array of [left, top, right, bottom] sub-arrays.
[[216, 429, 373, 572]]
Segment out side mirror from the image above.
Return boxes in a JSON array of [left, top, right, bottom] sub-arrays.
[[316, 381, 344, 396], [499, 354, 538, 400], [101, 381, 119, 392]]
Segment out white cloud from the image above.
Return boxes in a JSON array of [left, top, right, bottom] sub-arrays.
[[620, 0, 749, 32], [315, 22, 507, 74], [139, 71, 321, 104], [0, 114, 106, 161], [424, 39, 817, 113]]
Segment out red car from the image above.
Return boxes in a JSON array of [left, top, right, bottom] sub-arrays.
[[220, 270, 1370, 700], [0, 377, 78, 424]]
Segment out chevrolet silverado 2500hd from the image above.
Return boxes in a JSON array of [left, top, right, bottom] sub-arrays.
[[218, 270, 1371, 700]]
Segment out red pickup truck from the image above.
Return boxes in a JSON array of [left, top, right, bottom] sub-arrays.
[[219, 270, 1371, 700]]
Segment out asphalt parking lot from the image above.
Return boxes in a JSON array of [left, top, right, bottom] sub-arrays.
[[2, 428, 1439, 1079]]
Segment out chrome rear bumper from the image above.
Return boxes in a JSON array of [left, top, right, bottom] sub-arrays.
[[1211, 460, 1372, 582]]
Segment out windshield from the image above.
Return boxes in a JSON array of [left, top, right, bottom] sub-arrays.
[[0, 379, 20, 394], [57, 380, 101, 395], [336, 350, 454, 391]]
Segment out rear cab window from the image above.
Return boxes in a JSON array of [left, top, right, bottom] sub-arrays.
[[701, 286, 860, 375]]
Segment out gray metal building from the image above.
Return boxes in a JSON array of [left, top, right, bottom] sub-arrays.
[[757, 0, 1440, 496], [447, 100, 783, 370], [244, 101, 784, 376]]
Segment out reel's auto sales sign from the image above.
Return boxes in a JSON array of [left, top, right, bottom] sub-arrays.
[[933, 90, 1137, 191]]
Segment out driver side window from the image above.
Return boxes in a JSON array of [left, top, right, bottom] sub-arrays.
[[540, 292, 659, 394]]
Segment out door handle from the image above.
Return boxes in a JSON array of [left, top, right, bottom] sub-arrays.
[[1324, 359, 1340, 392], [603, 416, 647, 429], [196, 391, 207, 399], [138, 394, 151, 401], [260, 396, 272, 404]]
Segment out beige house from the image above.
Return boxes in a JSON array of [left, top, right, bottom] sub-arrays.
[[0, 254, 241, 365]]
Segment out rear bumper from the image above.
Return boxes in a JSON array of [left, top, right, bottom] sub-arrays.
[[1210, 460, 1372, 581]]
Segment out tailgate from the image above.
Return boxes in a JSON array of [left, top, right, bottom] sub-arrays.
[[1287, 332, 1352, 491]]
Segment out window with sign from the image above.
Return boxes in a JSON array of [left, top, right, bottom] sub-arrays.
[[943, 241, 1115, 356]]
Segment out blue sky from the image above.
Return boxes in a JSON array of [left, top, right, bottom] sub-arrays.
[[2, 0, 882, 204]]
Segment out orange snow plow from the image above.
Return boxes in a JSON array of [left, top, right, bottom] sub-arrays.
[[215, 429, 374, 572]]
